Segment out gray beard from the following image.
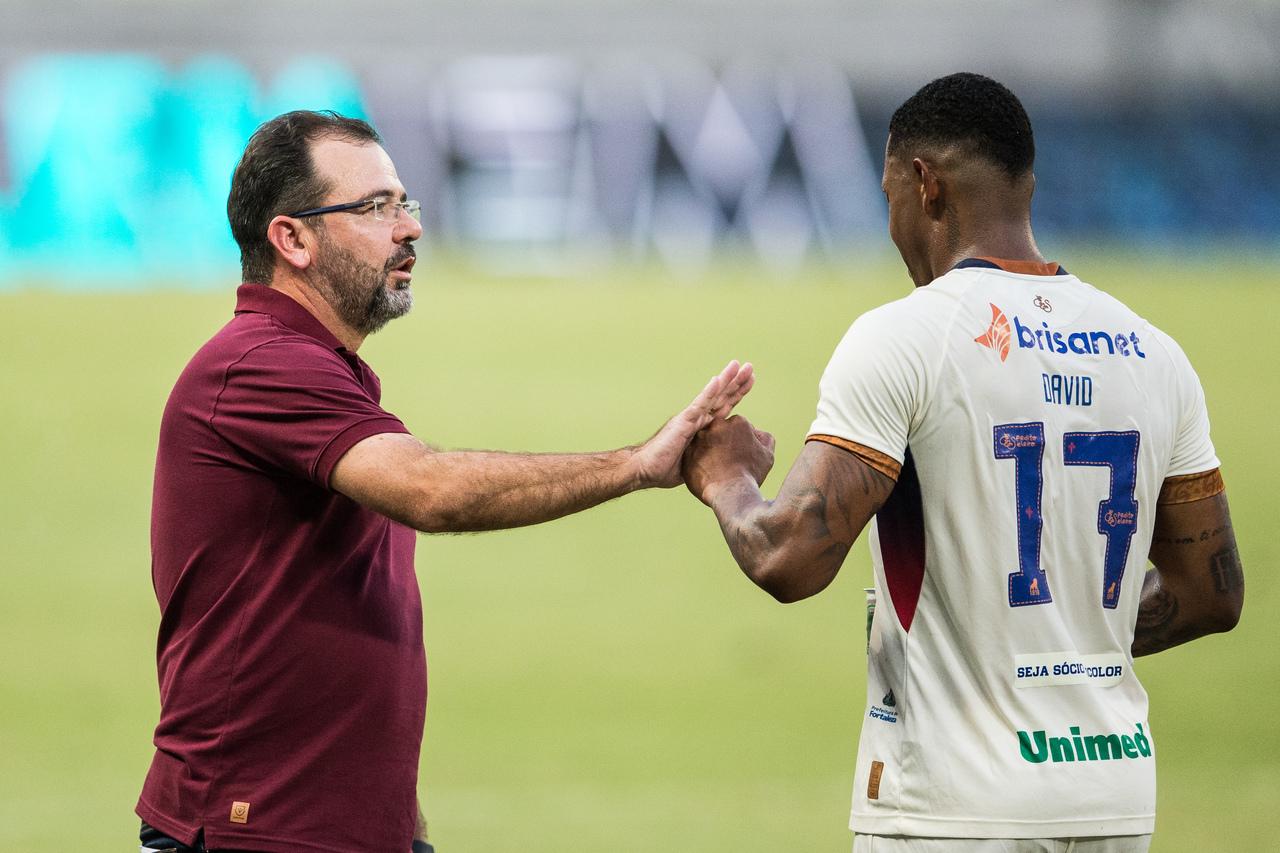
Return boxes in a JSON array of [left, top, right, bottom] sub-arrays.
[[309, 241, 413, 337]]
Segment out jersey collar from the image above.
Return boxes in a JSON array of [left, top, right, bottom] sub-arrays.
[[954, 257, 1068, 276]]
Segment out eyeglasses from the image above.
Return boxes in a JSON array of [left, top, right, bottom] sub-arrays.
[[287, 197, 422, 223]]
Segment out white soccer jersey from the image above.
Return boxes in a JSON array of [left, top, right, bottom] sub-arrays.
[[808, 260, 1219, 839]]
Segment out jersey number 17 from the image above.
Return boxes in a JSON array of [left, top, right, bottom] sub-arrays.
[[993, 422, 1140, 609]]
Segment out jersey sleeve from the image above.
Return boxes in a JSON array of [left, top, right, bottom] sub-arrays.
[[1161, 331, 1220, 478], [209, 339, 410, 487], [807, 302, 930, 466]]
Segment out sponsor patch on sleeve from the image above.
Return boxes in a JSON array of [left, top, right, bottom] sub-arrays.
[[1013, 652, 1126, 688]]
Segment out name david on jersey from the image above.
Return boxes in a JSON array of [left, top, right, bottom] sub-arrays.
[[974, 303, 1147, 363]]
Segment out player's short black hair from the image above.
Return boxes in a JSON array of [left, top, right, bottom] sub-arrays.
[[228, 110, 381, 284], [887, 73, 1034, 178]]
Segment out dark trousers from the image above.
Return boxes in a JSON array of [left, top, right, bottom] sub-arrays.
[[140, 821, 263, 853], [140, 820, 435, 853]]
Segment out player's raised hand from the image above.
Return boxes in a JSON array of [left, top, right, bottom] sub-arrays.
[[631, 360, 755, 489], [682, 415, 776, 506]]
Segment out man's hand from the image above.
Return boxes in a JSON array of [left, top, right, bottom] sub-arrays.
[[683, 415, 776, 504], [630, 360, 756, 488]]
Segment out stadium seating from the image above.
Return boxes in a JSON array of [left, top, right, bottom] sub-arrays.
[[1, 53, 1276, 286]]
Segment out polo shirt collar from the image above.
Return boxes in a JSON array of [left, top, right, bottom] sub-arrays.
[[234, 283, 348, 353]]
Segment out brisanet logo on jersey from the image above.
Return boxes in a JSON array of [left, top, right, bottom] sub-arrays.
[[974, 303, 1147, 363]]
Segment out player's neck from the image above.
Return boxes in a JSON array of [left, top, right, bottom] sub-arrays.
[[932, 222, 1045, 283]]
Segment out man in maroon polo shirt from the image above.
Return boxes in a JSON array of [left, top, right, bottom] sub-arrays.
[[138, 111, 755, 853]]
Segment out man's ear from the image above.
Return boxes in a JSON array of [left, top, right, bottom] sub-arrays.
[[266, 215, 314, 272], [913, 157, 946, 220]]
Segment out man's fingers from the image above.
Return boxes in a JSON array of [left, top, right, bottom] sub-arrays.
[[714, 367, 754, 416], [711, 360, 743, 410], [709, 362, 755, 418], [722, 361, 753, 397], [676, 360, 755, 436], [684, 366, 730, 416], [685, 361, 739, 414]]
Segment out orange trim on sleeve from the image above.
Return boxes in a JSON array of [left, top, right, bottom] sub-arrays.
[[975, 256, 1061, 276], [1158, 468, 1225, 505], [806, 434, 902, 481]]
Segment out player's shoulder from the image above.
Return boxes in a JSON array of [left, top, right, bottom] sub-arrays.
[[848, 276, 967, 339], [1067, 275, 1194, 368], [836, 272, 988, 367]]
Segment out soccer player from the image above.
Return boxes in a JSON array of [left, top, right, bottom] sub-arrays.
[[682, 73, 1243, 852], [137, 110, 754, 853]]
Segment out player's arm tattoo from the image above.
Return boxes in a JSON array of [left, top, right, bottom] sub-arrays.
[[1150, 521, 1232, 548], [1209, 544, 1243, 595], [711, 442, 894, 602], [1134, 492, 1243, 657], [1132, 570, 1197, 657]]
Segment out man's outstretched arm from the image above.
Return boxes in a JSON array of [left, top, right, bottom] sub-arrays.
[[1134, 477, 1243, 657], [684, 417, 896, 603], [331, 361, 753, 533]]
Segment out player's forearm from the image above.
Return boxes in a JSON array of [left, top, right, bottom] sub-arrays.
[[406, 447, 642, 533], [1132, 559, 1242, 657], [706, 474, 773, 581], [1131, 568, 1203, 657], [1134, 493, 1243, 657], [707, 476, 846, 603]]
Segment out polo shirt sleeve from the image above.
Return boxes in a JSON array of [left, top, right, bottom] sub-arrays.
[[209, 338, 410, 487], [807, 300, 930, 467]]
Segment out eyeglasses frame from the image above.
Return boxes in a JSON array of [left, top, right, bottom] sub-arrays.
[[285, 197, 421, 222]]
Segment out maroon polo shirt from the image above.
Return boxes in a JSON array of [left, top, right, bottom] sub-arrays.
[[138, 284, 424, 852]]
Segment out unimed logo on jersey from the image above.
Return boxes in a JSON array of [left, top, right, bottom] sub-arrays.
[[975, 303, 1147, 362], [1018, 722, 1152, 764]]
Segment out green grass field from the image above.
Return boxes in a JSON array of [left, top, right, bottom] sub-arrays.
[[1, 256, 1276, 851]]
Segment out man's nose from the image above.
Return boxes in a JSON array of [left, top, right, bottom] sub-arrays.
[[395, 212, 423, 243]]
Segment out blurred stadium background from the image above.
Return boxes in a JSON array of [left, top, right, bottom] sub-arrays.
[[1, 1, 1276, 850]]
